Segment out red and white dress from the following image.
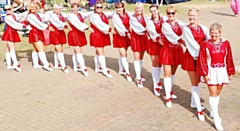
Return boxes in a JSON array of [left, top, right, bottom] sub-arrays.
[[27, 13, 49, 44], [67, 12, 89, 47], [129, 14, 148, 52], [197, 39, 235, 85], [2, 14, 26, 42], [89, 12, 112, 47], [159, 20, 184, 65], [112, 12, 131, 48], [146, 16, 166, 55], [49, 12, 68, 45], [182, 24, 209, 71]]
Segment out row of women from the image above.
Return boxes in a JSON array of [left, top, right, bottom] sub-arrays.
[[2, 2, 235, 130]]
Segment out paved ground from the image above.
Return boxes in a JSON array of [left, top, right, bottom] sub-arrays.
[[0, 2, 240, 131]]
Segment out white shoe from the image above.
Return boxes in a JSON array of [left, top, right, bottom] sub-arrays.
[[141, 76, 146, 82], [190, 104, 205, 110], [95, 67, 104, 73], [165, 98, 172, 108], [103, 70, 112, 78], [82, 68, 89, 76], [7, 65, 14, 69], [157, 82, 163, 89], [62, 67, 69, 73], [43, 65, 52, 72], [119, 69, 126, 75], [153, 87, 161, 96], [215, 122, 223, 131], [33, 64, 43, 69], [73, 67, 81, 72], [170, 92, 177, 99], [13, 64, 21, 72], [137, 79, 143, 88], [125, 73, 132, 81], [197, 111, 205, 121], [54, 63, 62, 69]]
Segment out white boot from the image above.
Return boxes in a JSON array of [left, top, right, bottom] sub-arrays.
[[209, 96, 223, 131], [10, 50, 21, 72], [164, 77, 172, 108], [191, 85, 205, 110], [122, 57, 132, 81], [6, 52, 14, 69], [152, 67, 160, 96], [72, 53, 80, 72], [38, 52, 52, 72], [94, 55, 103, 73], [192, 86, 205, 121], [157, 67, 163, 89], [139, 60, 146, 81], [32, 51, 42, 68], [76, 54, 89, 76], [134, 61, 142, 88], [99, 56, 112, 78], [54, 52, 61, 69], [170, 75, 177, 99], [118, 56, 125, 74], [57, 52, 69, 73]]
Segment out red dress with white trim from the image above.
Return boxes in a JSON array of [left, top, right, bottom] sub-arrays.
[[159, 21, 183, 65], [130, 14, 148, 52], [49, 13, 67, 45], [182, 25, 206, 71], [196, 39, 235, 85], [27, 13, 48, 43], [112, 13, 131, 48], [89, 13, 111, 47], [67, 12, 88, 47], [147, 18, 164, 55], [2, 14, 25, 42]]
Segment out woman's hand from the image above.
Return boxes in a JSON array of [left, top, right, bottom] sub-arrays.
[[158, 39, 164, 46], [127, 33, 131, 40], [88, 27, 94, 33], [67, 25, 72, 31], [49, 26, 55, 32]]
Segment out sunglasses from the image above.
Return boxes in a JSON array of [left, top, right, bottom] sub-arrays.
[[5, 8, 11, 11], [96, 6, 103, 9], [167, 12, 175, 15]]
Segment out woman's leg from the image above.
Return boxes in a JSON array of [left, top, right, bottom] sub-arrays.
[[5, 43, 13, 69], [188, 71, 204, 121], [7, 41, 21, 71], [151, 55, 162, 96], [119, 47, 132, 81], [32, 44, 42, 68], [34, 41, 52, 71], [96, 47, 112, 78], [133, 51, 143, 87], [55, 44, 69, 73], [163, 64, 172, 108], [209, 85, 224, 130], [74, 46, 89, 76], [139, 51, 146, 81]]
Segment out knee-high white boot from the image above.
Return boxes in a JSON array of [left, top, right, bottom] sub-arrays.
[[6, 52, 13, 69], [57, 53, 69, 73], [99, 56, 112, 78], [209, 96, 223, 130], [192, 86, 205, 121], [32, 51, 42, 68], [152, 67, 160, 96], [121, 57, 132, 81], [164, 77, 172, 108], [76, 54, 89, 76], [38, 52, 52, 71]]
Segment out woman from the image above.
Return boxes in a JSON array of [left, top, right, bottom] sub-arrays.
[[2, 5, 26, 72], [182, 8, 209, 121], [89, 1, 113, 78], [129, 2, 148, 88], [68, 3, 93, 76], [147, 4, 166, 96], [160, 6, 184, 108], [27, 2, 53, 71], [197, 23, 235, 130], [49, 3, 70, 73], [230, 0, 240, 17], [112, 2, 132, 81]]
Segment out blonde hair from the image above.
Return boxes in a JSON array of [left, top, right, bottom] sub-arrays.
[[53, 3, 63, 9], [28, 2, 39, 12], [135, 2, 144, 16], [210, 23, 222, 33], [166, 5, 177, 13], [188, 8, 199, 15]]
